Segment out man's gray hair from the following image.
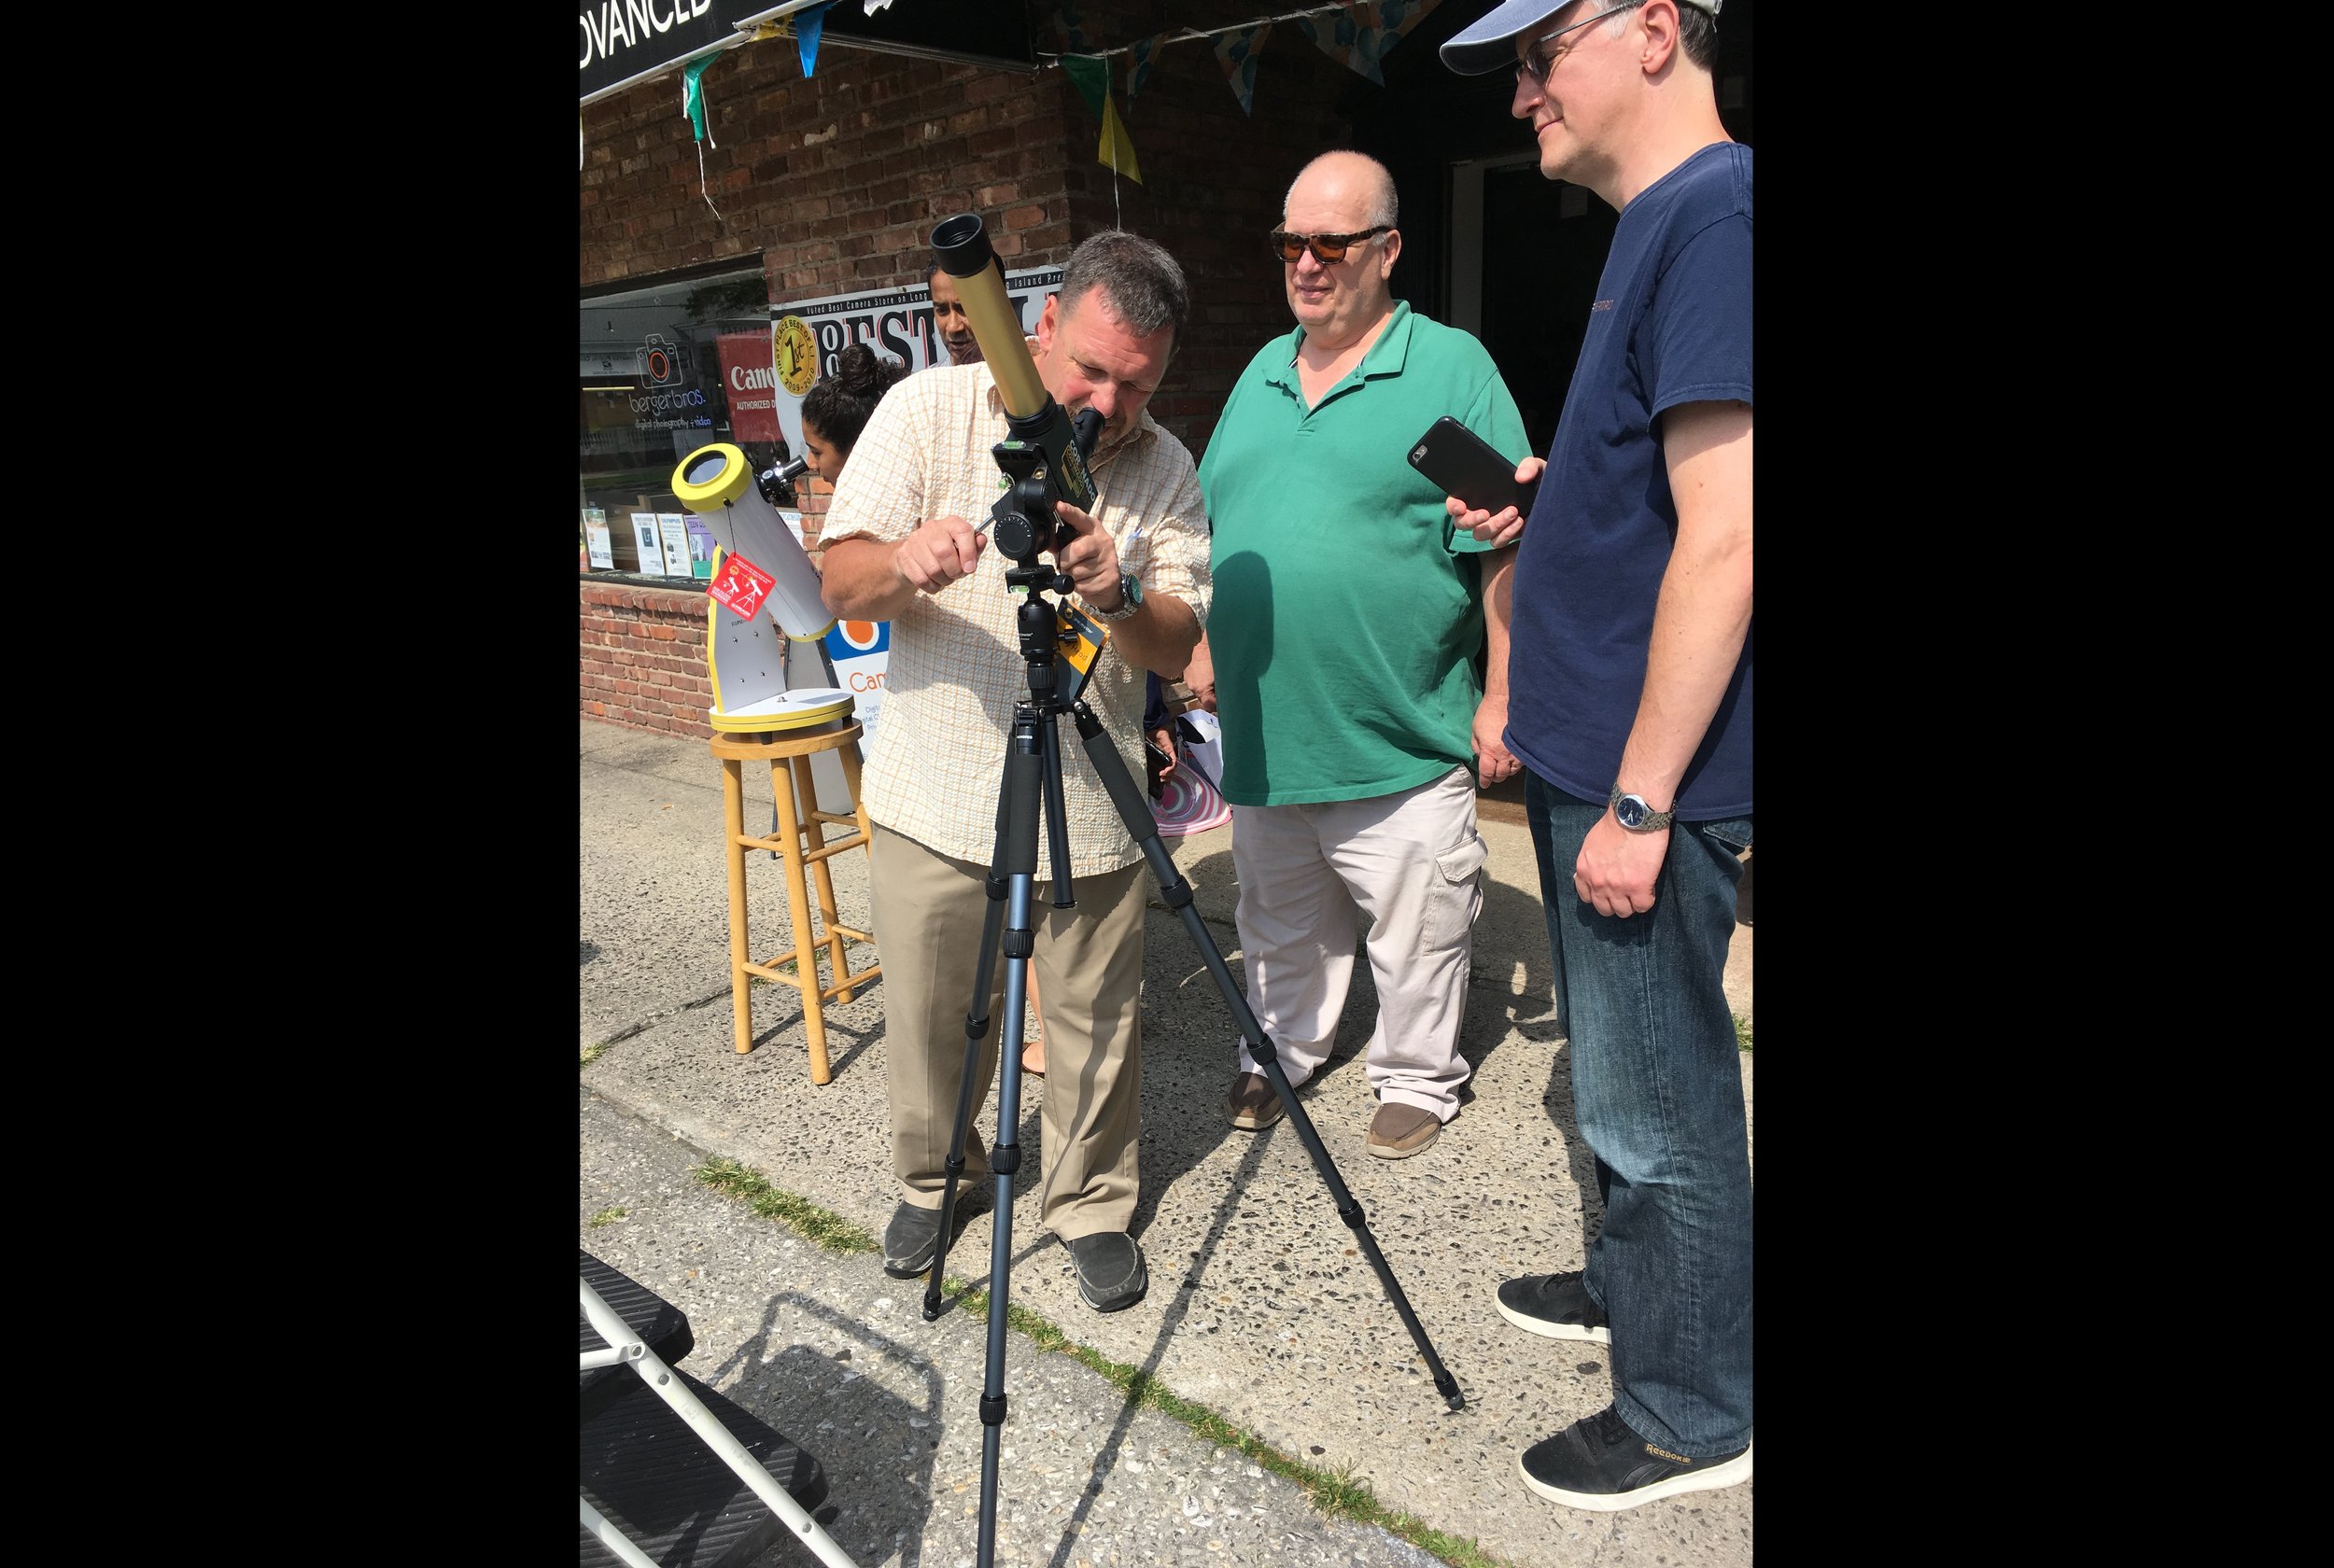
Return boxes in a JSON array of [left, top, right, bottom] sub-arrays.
[[1059, 230, 1189, 344]]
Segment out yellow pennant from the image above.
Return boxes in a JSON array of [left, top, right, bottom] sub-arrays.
[[1097, 95, 1143, 184]]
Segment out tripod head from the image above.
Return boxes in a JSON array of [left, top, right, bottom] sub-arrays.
[[931, 211, 1109, 702]]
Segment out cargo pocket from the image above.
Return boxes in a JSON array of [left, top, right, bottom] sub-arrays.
[[1421, 833, 1488, 952]]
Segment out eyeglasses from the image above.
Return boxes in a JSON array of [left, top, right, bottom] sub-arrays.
[[1515, 4, 1637, 88], [1267, 226, 1391, 265]]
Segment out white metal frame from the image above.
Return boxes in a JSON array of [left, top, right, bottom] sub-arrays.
[[580, 1277, 862, 1568]]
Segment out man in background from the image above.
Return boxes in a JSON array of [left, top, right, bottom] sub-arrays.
[[927, 263, 982, 366]]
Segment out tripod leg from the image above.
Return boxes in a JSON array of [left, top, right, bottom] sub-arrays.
[[1069, 701, 1466, 1411], [975, 712, 1047, 1568], [1038, 705, 1076, 910], [923, 721, 1028, 1320]]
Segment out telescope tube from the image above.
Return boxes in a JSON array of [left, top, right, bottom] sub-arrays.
[[671, 442, 836, 640], [932, 215, 1047, 419], [930, 215, 1097, 513]]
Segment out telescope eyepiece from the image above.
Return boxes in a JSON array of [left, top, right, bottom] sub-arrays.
[[931, 213, 993, 278], [757, 455, 808, 506]]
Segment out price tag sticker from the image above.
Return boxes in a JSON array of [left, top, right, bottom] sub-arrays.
[[707, 552, 777, 620]]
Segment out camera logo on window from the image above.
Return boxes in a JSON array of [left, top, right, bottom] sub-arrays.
[[638, 332, 684, 387]]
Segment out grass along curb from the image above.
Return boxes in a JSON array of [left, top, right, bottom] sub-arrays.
[[686, 1155, 1519, 1568]]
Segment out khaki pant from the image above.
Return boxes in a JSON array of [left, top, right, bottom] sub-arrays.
[[870, 822, 1146, 1239], [1230, 766, 1485, 1118]]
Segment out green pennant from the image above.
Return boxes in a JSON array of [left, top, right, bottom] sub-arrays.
[[1061, 54, 1109, 119], [682, 51, 722, 143]]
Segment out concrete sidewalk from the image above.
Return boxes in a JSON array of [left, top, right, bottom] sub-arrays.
[[580, 716, 1752, 1568]]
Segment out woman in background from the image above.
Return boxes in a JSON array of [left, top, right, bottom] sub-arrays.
[[798, 343, 909, 480]]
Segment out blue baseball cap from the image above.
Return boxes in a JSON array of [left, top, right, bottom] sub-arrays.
[[1440, 0, 1722, 76]]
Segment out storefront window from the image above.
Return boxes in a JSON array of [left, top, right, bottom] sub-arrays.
[[580, 261, 795, 577]]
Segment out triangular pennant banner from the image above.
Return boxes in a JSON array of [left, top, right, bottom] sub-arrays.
[[1215, 24, 1272, 116], [1294, 12, 1363, 83], [1127, 32, 1170, 107], [798, 2, 829, 77], [1098, 94, 1143, 183], [1373, 0, 1446, 49], [1060, 53, 1109, 119], [1296, 1, 1444, 85], [1053, 4, 1096, 54], [682, 51, 722, 144]]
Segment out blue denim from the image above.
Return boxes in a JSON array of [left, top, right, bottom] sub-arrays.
[[1525, 773, 1753, 1454]]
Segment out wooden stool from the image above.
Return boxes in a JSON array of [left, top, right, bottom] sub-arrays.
[[705, 548, 879, 1082]]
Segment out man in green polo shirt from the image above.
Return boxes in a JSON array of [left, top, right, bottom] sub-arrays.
[[1197, 149, 1525, 1160]]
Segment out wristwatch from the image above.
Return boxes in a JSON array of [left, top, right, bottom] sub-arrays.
[[1090, 572, 1144, 623], [1608, 786, 1676, 833]]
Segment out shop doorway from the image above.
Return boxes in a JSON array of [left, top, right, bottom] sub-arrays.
[[1447, 155, 1621, 459]]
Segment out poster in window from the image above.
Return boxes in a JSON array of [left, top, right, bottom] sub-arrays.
[[630, 512, 664, 574], [683, 514, 718, 579], [657, 512, 694, 577], [823, 617, 890, 749], [765, 265, 1061, 456], [584, 508, 614, 570]]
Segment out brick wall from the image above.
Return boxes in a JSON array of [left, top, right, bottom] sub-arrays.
[[581, 579, 716, 740]]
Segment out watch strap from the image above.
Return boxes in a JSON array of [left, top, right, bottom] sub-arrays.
[[1090, 573, 1142, 623], [1608, 785, 1676, 833]]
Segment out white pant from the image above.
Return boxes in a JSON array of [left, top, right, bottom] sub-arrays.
[[1230, 766, 1486, 1118]]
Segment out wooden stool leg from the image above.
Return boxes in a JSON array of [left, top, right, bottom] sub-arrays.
[[767, 758, 832, 1085], [719, 758, 754, 1056], [792, 755, 856, 1006]]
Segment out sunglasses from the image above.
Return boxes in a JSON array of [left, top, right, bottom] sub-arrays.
[[1267, 226, 1391, 265], [1516, 4, 1637, 88]]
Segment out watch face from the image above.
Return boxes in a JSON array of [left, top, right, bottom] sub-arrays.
[[1616, 795, 1649, 829]]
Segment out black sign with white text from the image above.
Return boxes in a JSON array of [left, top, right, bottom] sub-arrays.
[[580, 0, 732, 105]]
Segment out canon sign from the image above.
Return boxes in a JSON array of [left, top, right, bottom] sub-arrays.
[[730, 363, 779, 393]]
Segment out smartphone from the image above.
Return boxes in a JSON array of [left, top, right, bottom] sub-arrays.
[[1407, 416, 1537, 517]]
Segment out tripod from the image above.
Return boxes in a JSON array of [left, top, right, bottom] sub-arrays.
[[916, 523, 1466, 1568]]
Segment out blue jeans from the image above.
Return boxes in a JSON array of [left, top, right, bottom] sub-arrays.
[[1525, 773, 1754, 1454]]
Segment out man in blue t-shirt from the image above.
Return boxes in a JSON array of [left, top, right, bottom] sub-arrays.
[[1441, 0, 1752, 1517]]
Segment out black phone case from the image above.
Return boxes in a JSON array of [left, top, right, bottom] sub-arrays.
[[1407, 416, 1533, 516]]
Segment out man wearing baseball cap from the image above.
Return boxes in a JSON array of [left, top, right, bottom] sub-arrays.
[[1439, 0, 1753, 1515]]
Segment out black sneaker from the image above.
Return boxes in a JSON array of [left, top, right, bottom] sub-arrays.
[[1495, 1270, 1610, 1344], [1519, 1407, 1751, 1511], [1064, 1231, 1147, 1311]]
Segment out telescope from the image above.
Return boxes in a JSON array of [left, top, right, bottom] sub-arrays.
[[670, 442, 834, 640], [930, 213, 1101, 563]]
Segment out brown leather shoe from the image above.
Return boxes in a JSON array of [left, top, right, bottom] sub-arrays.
[[1224, 1071, 1284, 1130], [1367, 1101, 1442, 1159]]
